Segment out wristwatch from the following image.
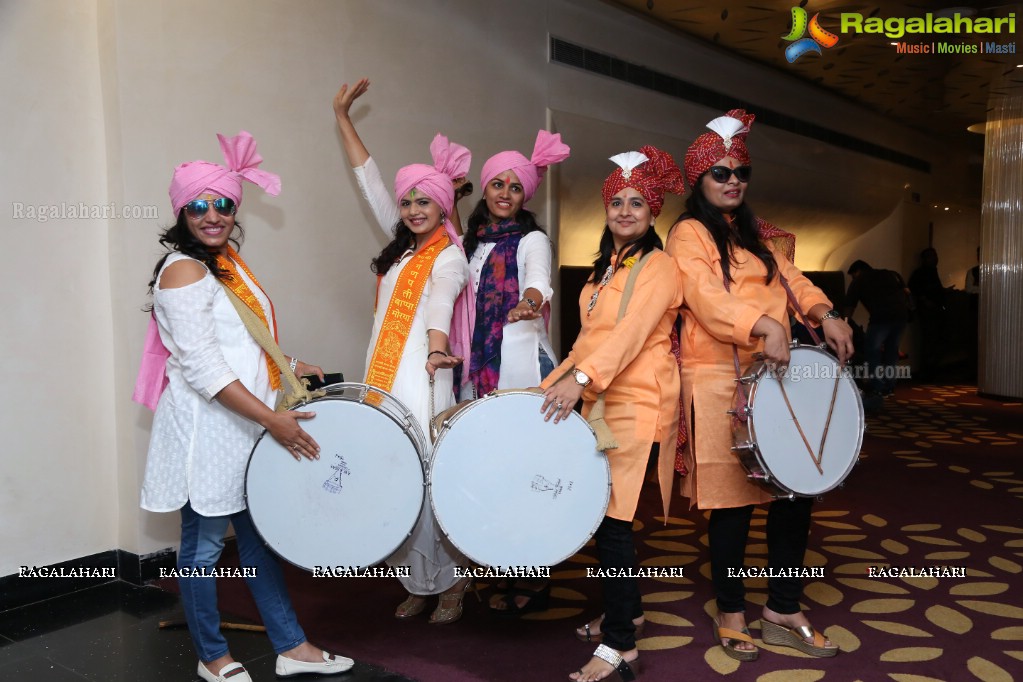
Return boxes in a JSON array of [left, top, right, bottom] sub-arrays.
[[574, 370, 592, 387], [820, 309, 842, 322], [523, 297, 539, 311]]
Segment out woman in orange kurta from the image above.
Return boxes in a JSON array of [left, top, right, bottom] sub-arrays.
[[666, 111, 854, 662], [541, 147, 684, 682]]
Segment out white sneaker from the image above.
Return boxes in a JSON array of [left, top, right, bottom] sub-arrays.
[[196, 661, 252, 681], [275, 650, 355, 677]]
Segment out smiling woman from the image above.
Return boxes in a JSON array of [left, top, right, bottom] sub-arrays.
[[541, 145, 684, 682], [137, 131, 352, 682]]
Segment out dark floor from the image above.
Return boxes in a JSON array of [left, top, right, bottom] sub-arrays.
[[0, 581, 413, 682]]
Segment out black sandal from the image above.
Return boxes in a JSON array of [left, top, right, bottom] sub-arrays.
[[489, 582, 550, 616]]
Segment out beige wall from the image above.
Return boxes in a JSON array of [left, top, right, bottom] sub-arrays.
[[0, 0, 974, 576]]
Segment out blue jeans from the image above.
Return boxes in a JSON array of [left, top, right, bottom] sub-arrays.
[[178, 502, 306, 662], [538, 347, 555, 380], [865, 320, 906, 394]]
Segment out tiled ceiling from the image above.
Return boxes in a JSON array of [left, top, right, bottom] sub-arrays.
[[610, 1, 1023, 138]]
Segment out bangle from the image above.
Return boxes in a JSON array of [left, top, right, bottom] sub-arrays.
[[289, 356, 299, 372], [428, 350, 448, 359]]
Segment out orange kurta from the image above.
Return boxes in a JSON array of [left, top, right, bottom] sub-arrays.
[[666, 218, 831, 509], [541, 250, 683, 521]]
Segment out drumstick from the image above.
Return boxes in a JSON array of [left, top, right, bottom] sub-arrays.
[[158, 618, 266, 632], [777, 380, 825, 475], [815, 374, 842, 466]]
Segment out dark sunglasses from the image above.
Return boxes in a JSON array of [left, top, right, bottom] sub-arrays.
[[707, 165, 752, 183], [184, 197, 236, 219]]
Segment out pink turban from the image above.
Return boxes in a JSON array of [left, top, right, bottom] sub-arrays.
[[479, 130, 571, 204], [168, 131, 281, 215], [684, 109, 755, 190], [392, 134, 477, 383]]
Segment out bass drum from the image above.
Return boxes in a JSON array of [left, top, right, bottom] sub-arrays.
[[732, 344, 864, 498], [429, 390, 610, 568], [245, 383, 426, 571]]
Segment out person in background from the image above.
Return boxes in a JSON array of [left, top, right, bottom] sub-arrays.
[[908, 247, 948, 382], [844, 259, 910, 397]]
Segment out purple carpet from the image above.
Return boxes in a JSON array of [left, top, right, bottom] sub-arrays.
[[163, 384, 1023, 681]]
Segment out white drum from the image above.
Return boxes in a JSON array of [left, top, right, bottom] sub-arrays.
[[429, 391, 610, 567], [245, 383, 426, 571], [732, 344, 864, 498]]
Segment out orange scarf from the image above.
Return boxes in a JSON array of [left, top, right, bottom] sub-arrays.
[[366, 230, 449, 393], [215, 246, 281, 391]]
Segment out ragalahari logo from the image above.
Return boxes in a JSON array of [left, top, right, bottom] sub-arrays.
[[782, 6, 839, 62]]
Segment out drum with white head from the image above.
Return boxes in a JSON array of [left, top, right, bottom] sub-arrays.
[[245, 383, 426, 571], [428, 390, 610, 568], [732, 344, 863, 498]]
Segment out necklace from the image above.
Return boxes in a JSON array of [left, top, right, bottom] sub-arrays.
[[587, 264, 615, 317]]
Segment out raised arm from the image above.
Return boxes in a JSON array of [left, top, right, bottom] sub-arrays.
[[333, 79, 371, 168], [333, 79, 398, 233]]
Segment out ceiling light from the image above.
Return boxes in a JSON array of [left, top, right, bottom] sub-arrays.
[[967, 122, 986, 134]]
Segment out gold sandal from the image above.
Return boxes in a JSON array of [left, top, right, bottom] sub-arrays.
[[761, 619, 838, 657], [429, 578, 477, 625], [394, 593, 428, 619]]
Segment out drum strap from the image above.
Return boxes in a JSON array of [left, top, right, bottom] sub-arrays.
[[220, 284, 325, 411], [588, 250, 658, 452]]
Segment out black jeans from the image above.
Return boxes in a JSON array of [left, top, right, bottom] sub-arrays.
[[593, 516, 643, 651], [709, 497, 814, 615]]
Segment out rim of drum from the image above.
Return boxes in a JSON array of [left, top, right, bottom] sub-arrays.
[[427, 390, 610, 567], [244, 382, 427, 571], [746, 345, 864, 497]]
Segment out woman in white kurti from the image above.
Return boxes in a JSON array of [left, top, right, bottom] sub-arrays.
[[334, 99, 475, 623], [137, 131, 352, 682], [334, 79, 565, 401]]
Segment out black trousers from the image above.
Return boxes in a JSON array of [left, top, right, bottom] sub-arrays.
[[708, 497, 814, 614], [593, 516, 643, 651]]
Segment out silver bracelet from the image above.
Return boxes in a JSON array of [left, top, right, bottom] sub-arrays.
[[289, 356, 299, 372]]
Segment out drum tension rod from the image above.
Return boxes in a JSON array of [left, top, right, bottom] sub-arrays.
[[731, 441, 754, 451], [734, 374, 757, 384], [727, 407, 751, 417]]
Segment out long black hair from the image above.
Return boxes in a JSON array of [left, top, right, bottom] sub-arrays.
[[371, 220, 418, 275], [679, 174, 776, 285], [147, 211, 243, 293], [462, 198, 547, 258], [590, 224, 663, 284]]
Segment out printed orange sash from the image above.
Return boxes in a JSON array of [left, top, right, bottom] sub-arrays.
[[366, 230, 450, 392], [215, 246, 282, 391]]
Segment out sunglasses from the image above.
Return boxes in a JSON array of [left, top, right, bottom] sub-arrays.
[[184, 197, 236, 219], [707, 166, 752, 183]]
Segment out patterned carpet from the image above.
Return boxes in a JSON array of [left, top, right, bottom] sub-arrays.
[[191, 384, 1023, 681]]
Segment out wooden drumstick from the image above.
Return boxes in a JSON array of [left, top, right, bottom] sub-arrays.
[[158, 618, 266, 632]]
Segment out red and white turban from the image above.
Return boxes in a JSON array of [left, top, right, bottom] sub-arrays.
[[601, 145, 684, 217], [683, 109, 756, 189]]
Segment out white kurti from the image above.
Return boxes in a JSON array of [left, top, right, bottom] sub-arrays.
[[141, 253, 277, 517], [354, 156, 558, 398], [355, 164, 471, 593]]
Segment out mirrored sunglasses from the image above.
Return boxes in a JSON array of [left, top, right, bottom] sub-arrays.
[[184, 197, 236, 219]]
